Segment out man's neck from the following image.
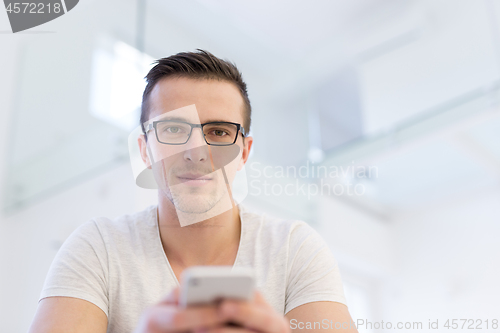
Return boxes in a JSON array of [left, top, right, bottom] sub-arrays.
[[156, 193, 241, 270]]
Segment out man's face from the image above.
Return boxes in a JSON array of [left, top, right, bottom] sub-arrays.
[[138, 77, 253, 217]]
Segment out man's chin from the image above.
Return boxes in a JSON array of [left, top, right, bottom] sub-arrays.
[[174, 204, 213, 214], [171, 195, 219, 214]]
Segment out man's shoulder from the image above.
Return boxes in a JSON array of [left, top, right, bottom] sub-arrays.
[[238, 204, 316, 241], [86, 204, 157, 238]]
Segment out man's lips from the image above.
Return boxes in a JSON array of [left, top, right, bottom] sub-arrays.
[[177, 173, 212, 180], [176, 173, 213, 186]]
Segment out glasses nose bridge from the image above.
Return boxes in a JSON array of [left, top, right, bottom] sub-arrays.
[[187, 123, 207, 145]]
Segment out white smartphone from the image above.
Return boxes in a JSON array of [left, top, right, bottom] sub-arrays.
[[179, 266, 255, 308]]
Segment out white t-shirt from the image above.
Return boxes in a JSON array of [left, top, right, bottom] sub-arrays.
[[39, 204, 347, 332]]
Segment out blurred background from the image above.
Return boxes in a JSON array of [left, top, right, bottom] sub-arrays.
[[1, 0, 500, 331]]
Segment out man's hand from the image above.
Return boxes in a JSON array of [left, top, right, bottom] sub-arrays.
[[133, 287, 225, 333], [134, 287, 291, 333], [207, 291, 291, 333]]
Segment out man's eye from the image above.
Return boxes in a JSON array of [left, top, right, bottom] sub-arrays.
[[166, 127, 181, 133], [211, 129, 228, 136]]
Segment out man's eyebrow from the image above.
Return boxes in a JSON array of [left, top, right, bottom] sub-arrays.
[[203, 119, 236, 123], [155, 117, 236, 124], [155, 116, 191, 122]]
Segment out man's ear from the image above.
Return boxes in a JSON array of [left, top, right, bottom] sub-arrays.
[[138, 134, 152, 169], [238, 136, 253, 171]]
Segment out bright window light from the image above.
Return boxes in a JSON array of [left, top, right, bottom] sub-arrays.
[[90, 41, 154, 131]]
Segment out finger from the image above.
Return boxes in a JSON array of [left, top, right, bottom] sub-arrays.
[[203, 324, 256, 333], [218, 300, 288, 333], [151, 304, 225, 331]]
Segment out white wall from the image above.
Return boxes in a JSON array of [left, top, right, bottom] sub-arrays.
[[0, 33, 22, 329], [306, 186, 500, 331], [317, 195, 395, 275], [315, 195, 395, 324], [380, 188, 500, 328]]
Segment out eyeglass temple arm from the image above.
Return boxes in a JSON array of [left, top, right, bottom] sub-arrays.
[[144, 123, 153, 133]]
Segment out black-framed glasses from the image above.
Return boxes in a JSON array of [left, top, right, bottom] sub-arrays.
[[145, 120, 246, 146]]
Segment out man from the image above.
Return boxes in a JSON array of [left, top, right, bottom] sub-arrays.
[[29, 50, 358, 333]]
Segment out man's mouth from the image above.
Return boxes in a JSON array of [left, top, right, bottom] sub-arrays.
[[176, 173, 213, 186]]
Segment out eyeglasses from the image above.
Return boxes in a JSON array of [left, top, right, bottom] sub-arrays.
[[145, 120, 246, 146]]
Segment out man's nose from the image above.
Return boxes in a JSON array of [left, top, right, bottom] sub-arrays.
[[183, 127, 209, 162]]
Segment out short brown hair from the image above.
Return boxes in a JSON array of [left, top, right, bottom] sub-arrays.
[[140, 49, 251, 139]]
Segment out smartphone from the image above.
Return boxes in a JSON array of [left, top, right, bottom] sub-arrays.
[[179, 266, 255, 308]]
